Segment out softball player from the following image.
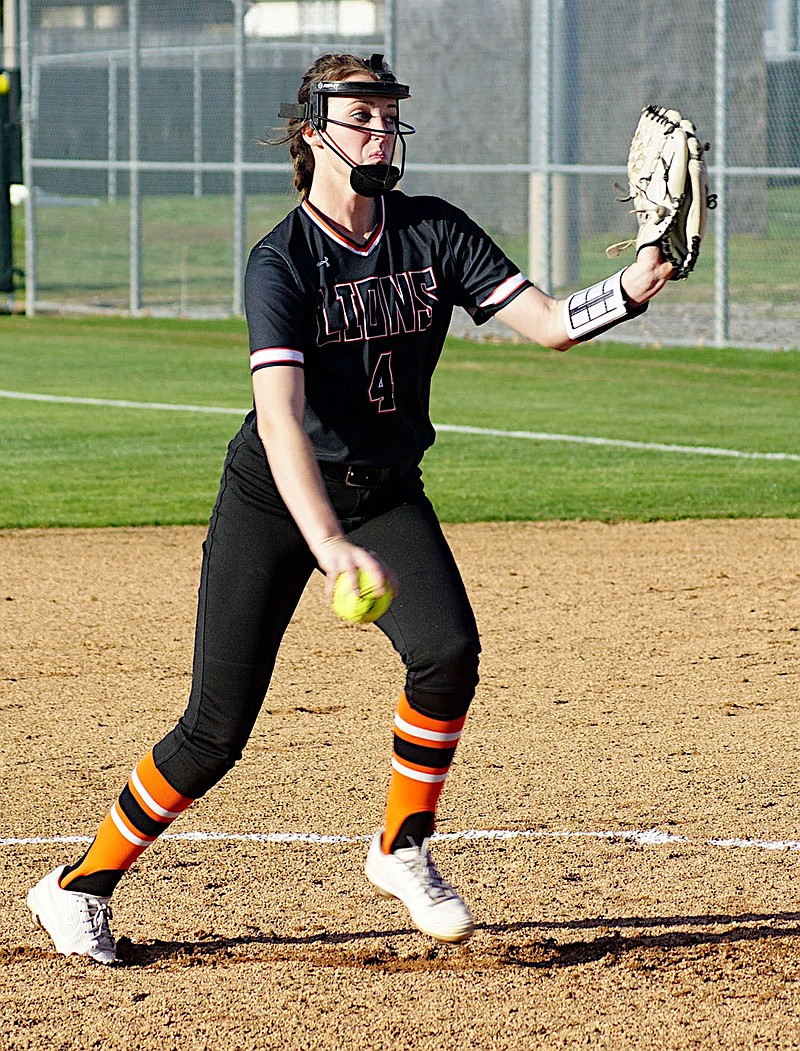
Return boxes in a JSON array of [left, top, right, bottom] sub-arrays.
[[27, 53, 673, 963]]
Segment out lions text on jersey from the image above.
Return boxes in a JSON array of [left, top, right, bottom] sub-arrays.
[[245, 192, 531, 467]]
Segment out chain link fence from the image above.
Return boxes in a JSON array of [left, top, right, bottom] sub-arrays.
[[5, 0, 800, 348]]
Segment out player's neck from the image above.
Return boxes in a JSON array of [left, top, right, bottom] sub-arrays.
[[306, 184, 378, 245]]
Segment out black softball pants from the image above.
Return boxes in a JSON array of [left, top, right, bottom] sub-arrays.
[[153, 423, 481, 799]]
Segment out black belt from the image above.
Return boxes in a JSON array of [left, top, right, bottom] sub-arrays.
[[318, 460, 413, 489]]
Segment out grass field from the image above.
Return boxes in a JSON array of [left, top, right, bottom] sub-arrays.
[[0, 315, 797, 528]]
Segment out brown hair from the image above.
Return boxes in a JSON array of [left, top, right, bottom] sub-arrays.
[[271, 53, 389, 197]]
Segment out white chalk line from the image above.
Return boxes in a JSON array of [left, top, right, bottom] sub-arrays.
[[0, 390, 244, 416], [3, 827, 800, 852], [1, 389, 797, 463], [434, 423, 800, 463]]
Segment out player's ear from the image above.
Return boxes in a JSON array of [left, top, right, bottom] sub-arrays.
[[303, 122, 323, 149]]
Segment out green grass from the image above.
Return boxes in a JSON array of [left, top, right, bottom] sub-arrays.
[[425, 338, 799, 521], [12, 194, 297, 308], [0, 316, 250, 527], [11, 185, 800, 308], [0, 315, 797, 528]]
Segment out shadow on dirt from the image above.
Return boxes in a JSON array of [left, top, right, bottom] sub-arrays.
[[111, 910, 800, 971]]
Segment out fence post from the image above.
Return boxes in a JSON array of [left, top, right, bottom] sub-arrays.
[[108, 54, 117, 203], [232, 0, 245, 317], [129, 0, 141, 314], [193, 47, 203, 198], [713, 0, 729, 347], [19, 0, 35, 315], [550, 0, 580, 288], [385, 0, 396, 65], [528, 0, 552, 293]]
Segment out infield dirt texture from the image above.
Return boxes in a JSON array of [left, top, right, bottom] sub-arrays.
[[2, 519, 799, 1050]]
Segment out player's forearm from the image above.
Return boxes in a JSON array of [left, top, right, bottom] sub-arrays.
[[258, 417, 344, 558], [494, 286, 574, 350], [498, 251, 671, 350]]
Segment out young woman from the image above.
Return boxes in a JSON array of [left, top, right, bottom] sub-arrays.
[[27, 53, 673, 963]]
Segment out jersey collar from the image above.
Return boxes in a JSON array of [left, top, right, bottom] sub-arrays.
[[301, 197, 386, 257]]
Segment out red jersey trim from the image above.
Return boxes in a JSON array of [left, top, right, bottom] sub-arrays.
[[301, 197, 386, 256]]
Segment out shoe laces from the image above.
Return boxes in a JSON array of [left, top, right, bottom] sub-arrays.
[[398, 838, 455, 904], [81, 896, 116, 952]]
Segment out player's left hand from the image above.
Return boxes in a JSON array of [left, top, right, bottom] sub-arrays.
[[621, 246, 674, 306]]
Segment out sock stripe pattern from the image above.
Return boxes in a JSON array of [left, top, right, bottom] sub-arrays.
[[60, 749, 194, 890], [110, 780, 183, 846], [393, 712, 464, 743], [110, 793, 154, 847], [130, 765, 187, 819], [383, 692, 467, 852]]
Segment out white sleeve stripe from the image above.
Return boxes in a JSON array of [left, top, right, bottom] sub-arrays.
[[478, 271, 528, 309], [250, 348, 305, 370], [563, 269, 630, 341]]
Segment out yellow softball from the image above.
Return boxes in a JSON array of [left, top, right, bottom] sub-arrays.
[[332, 569, 393, 624]]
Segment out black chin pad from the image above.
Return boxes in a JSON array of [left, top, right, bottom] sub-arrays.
[[349, 164, 401, 197]]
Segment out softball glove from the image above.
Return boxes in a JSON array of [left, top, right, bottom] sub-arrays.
[[606, 105, 716, 281]]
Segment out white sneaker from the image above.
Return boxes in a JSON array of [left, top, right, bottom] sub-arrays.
[[27, 866, 118, 965], [364, 831, 474, 943]]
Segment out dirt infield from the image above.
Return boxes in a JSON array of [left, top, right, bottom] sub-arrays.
[[2, 519, 799, 1050]]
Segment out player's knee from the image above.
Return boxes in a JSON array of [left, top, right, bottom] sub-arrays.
[[405, 634, 480, 720], [153, 724, 245, 799]]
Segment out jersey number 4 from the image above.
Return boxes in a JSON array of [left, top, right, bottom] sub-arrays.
[[368, 351, 396, 413]]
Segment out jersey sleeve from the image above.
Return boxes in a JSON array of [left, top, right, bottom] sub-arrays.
[[444, 202, 533, 326], [244, 242, 309, 374]]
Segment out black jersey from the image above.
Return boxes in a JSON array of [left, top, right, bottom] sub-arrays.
[[244, 191, 531, 467]]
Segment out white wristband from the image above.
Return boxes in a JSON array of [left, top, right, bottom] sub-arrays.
[[562, 269, 646, 343]]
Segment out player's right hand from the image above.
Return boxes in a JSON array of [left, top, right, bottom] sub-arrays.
[[315, 536, 397, 601]]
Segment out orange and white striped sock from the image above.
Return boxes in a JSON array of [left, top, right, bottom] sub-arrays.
[[382, 692, 467, 854], [60, 749, 194, 896]]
